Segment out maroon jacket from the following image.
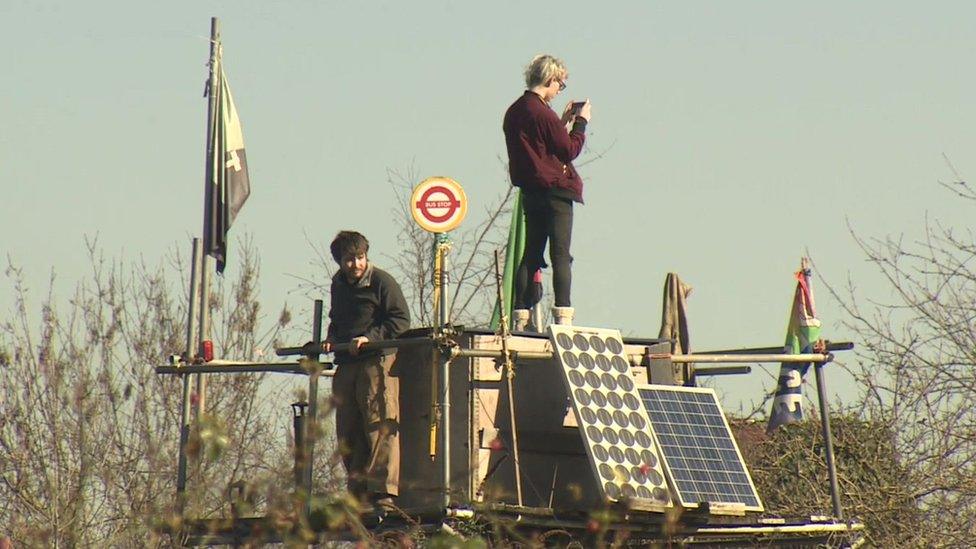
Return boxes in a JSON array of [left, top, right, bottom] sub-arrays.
[[503, 91, 587, 203]]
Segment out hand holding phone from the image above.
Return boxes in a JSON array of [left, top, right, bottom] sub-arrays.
[[561, 100, 592, 125], [575, 99, 591, 122]]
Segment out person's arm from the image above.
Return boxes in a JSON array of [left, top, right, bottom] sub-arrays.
[[362, 273, 411, 342], [322, 279, 338, 352], [545, 105, 588, 162]]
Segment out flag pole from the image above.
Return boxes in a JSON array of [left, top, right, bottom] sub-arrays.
[[197, 16, 221, 417]]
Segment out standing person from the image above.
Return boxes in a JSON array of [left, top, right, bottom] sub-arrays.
[[503, 53, 591, 328], [322, 230, 410, 513]]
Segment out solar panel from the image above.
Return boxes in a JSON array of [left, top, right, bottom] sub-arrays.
[[637, 385, 764, 512], [549, 325, 672, 508]]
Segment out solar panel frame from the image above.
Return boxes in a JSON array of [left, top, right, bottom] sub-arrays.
[[637, 384, 764, 512], [549, 325, 673, 509]]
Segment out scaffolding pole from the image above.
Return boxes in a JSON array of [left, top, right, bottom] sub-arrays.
[[814, 360, 844, 520], [494, 249, 523, 506], [176, 238, 203, 517], [303, 300, 324, 518], [450, 348, 832, 365], [437, 238, 452, 509]]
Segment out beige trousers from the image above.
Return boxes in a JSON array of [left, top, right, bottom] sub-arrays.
[[333, 352, 400, 498]]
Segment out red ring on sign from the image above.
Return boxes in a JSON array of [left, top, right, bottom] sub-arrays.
[[416, 185, 461, 223]]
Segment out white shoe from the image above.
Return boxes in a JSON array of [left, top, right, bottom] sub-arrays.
[[552, 306, 575, 326]]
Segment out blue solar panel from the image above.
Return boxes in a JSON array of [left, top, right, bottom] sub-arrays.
[[638, 386, 763, 511]]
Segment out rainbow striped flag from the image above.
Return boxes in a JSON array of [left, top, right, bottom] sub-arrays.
[[767, 261, 822, 433]]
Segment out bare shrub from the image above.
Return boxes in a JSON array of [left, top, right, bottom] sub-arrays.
[[811, 180, 976, 545], [735, 415, 922, 546], [0, 239, 307, 546]]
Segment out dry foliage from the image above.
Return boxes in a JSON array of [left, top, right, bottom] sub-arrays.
[[0, 239, 324, 546], [812, 178, 976, 546], [735, 416, 921, 546]]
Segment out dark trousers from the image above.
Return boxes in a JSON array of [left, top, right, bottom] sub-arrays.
[[515, 191, 574, 308], [333, 353, 400, 498]]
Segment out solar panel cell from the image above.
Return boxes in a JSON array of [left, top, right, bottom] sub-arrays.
[[618, 427, 634, 445], [581, 407, 597, 424], [589, 335, 606, 353], [584, 371, 601, 388], [587, 426, 603, 443], [648, 469, 664, 486], [635, 432, 653, 449], [568, 370, 584, 387], [618, 376, 634, 392], [624, 394, 640, 411]]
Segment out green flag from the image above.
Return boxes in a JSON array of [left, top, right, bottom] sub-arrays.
[[491, 190, 526, 330]]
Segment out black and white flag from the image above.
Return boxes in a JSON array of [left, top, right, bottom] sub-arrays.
[[204, 54, 250, 274]]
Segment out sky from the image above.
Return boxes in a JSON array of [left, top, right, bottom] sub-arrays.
[[3, 2, 975, 412]]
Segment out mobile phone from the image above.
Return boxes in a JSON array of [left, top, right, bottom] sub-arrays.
[[571, 101, 586, 114]]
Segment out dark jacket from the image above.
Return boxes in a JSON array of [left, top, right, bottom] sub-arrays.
[[503, 91, 587, 202], [326, 264, 411, 363]]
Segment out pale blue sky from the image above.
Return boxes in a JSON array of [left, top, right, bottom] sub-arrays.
[[3, 2, 974, 410]]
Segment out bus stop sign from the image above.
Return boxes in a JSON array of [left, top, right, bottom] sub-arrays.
[[410, 177, 468, 233]]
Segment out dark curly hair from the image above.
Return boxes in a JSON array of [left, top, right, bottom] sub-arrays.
[[329, 231, 370, 263]]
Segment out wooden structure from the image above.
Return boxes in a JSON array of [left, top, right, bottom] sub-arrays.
[[157, 316, 864, 547], [396, 328, 673, 511]]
